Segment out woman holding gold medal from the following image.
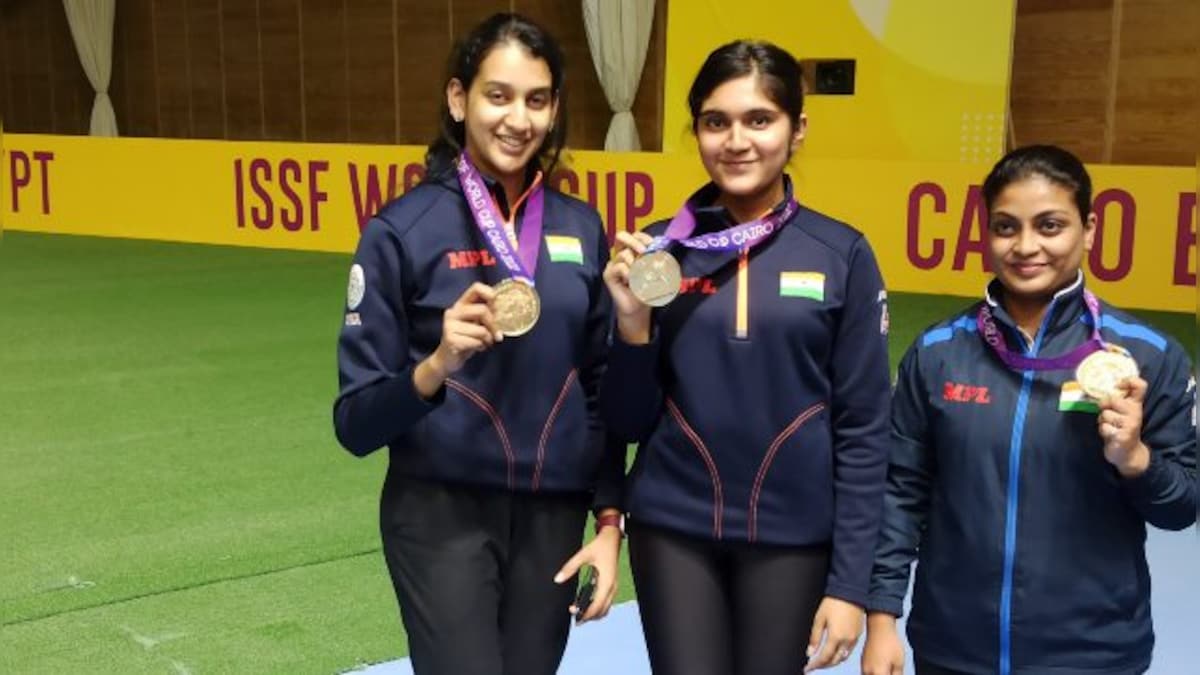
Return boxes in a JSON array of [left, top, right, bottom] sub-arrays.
[[333, 13, 623, 675], [862, 145, 1197, 675], [602, 41, 892, 674]]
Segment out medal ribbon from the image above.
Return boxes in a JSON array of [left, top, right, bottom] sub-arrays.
[[456, 152, 544, 285], [645, 184, 799, 256], [977, 289, 1105, 371]]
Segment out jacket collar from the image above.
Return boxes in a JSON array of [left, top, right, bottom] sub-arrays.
[[983, 270, 1088, 344], [431, 158, 542, 220], [689, 174, 796, 233]]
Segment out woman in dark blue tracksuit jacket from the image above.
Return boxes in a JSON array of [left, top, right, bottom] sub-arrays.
[[332, 14, 622, 675], [862, 145, 1197, 675], [602, 41, 891, 675]]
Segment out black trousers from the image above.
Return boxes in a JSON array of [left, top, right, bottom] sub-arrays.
[[379, 473, 589, 675], [628, 521, 831, 675]]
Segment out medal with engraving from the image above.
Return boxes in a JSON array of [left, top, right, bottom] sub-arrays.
[[629, 251, 683, 307], [492, 278, 541, 337], [1075, 348, 1139, 400]]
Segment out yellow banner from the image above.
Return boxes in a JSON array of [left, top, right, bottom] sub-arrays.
[[2, 134, 1193, 312], [663, 1, 1016, 162]]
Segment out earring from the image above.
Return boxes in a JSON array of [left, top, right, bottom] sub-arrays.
[[451, 112, 463, 123]]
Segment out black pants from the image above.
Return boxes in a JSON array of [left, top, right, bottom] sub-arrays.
[[379, 473, 589, 675], [628, 521, 830, 675]]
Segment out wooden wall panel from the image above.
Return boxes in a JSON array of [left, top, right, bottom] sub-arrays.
[[260, 0, 303, 140], [1018, 0, 1112, 11], [1010, 3, 1113, 162], [632, 0, 666, 152], [3, 3, 33, 131], [17, 2, 52, 134], [0, 3, 10, 130], [1111, 0, 1198, 165], [1, 0, 666, 154], [450, 0, 503, 48], [108, 0, 129, 134], [153, 0, 193, 137], [119, 0, 161, 137], [220, 0, 263, 139], [300, 0, 348, 142], [187, 0, 226, 139], [345, 0, 396, 144], [519, 0, 609, 152], [395, 0, 451, 145]]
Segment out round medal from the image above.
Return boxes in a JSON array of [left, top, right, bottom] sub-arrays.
[[629, 250, 682, 307], [1075, 349, 1139, 400], [492, 278, 540, 337]]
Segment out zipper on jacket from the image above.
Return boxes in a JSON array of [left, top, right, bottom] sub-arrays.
[[997, 298, 1056, 675], [493, 172, 543, 250], [734, 248, 749, 339]]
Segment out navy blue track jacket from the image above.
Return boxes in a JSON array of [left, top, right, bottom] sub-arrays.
[[603, 179, 892, 607], [868, 276, 1197, 675], [333, 169, 622, 508]]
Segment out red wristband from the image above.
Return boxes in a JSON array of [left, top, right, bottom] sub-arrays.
[[594, 513, 624, 536]]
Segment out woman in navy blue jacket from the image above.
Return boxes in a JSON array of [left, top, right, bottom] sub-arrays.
[[602, 40, 892, 674], [862, 145, 1197, 675], [332, 13, 622, 675]]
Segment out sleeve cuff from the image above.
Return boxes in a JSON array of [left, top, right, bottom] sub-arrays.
[[865, 595, 905, 617], [1119, 449, 1169, 501], [609, 328, 659, 364], [589, 434, 627, 511], [823, 581, 869, 609], [400, 365, 447, 411]]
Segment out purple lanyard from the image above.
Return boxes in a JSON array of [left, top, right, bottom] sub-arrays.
[[645, 189, 799, 255], [976, 289, 1104, 371], [456, 152, 545, 285]]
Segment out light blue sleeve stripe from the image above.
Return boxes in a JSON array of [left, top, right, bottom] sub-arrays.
[[1080, 314, 1168, 351], [921, 315, 976, 347]]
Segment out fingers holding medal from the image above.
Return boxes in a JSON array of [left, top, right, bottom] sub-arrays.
[[604, 231, 664, 313], [1080, 348, 1148, 467], [437, 278, 539, 378], [437, 282, 502, 374]]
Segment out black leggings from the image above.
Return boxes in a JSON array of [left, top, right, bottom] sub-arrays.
[[629, 521, 830, 675]]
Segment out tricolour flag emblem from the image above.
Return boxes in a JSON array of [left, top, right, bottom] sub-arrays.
[[545, 235, 584, 264], [779, 271, 825, 301], [1058, 381, 1100, 413]]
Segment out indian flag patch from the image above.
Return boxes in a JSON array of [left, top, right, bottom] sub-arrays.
[[779, 271, 825, 301], [545, 235, 584, 264], [1059, 381, 1100, 414]]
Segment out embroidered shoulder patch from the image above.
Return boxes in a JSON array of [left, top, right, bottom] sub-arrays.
[[347, 264, 365, 310]]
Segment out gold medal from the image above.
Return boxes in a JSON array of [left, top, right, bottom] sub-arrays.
[[629, 250, 682, 307], [492, 278, 540, 337], [1075, 348, 1139, 400]]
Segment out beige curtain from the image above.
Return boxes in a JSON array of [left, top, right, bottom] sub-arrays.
[[582, 0, 655, 151], [63, 0, 119, 136]]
